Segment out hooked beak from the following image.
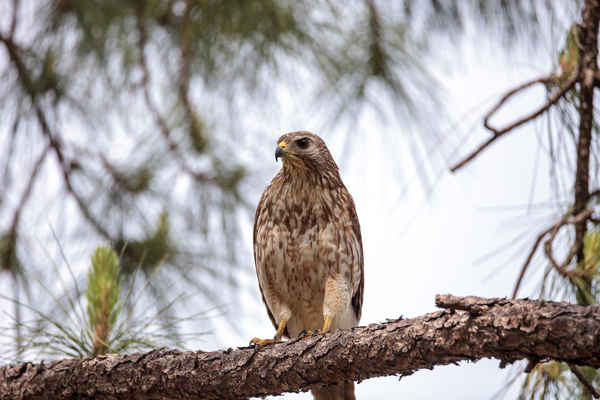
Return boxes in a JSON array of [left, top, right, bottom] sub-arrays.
[[275, 141, 288, 161]]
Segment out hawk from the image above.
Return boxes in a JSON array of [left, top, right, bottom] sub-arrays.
[[251, 131, 364, 400]]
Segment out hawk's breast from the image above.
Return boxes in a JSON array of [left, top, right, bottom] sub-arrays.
[[254, 178, 361, 337]]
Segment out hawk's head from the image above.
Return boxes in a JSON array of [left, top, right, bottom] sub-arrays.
[[275, 131, 339, 179]]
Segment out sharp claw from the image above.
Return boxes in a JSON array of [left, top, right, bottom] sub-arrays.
[[249, 338, 255, 347], [298, 329, 308, 338], [311, 330, 320, 336], [273, 335, 278, 343], [254, 343, 260, 352]]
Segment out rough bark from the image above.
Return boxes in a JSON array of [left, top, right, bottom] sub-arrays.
[[1, 295, 600, 400], [574, 0, 599, 249], [574, 0, 600, 304]]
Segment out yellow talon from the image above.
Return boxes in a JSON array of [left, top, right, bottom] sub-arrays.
[[249, 336, 278, 348], [250, 316, 287, 350], [298, 315, 332, 339]]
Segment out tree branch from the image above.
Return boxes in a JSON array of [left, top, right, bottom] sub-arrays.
[[0, 33, 112, 240], [450, 75, 578, 172], [573, 0, 600, 269], [567, 362, 600, 399], [512, 224, 554, 299], [2, 295, 600, 400]]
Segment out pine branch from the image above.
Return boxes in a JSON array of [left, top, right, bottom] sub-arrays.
[[2, 295, 600, 400], [573, 0, 600, 284]]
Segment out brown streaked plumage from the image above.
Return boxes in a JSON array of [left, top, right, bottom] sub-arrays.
[[251, 131, 363, 400]]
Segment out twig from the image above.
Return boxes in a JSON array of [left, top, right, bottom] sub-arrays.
[[513, 208, 595, 298], [483, 77, 551, 134], [568, 362, 600, 399], [32, 102, 112, 239], [0, 148, 47, 271], [7, 148, 49, 234], [544, 209, 594, 279], [544, 216, 574, 277], [9, 0, 18, 39], [512, 226, 553, 299], [134, 6, 215, 183], [450, 74, 579, 172], [0, 33, 111, 239]]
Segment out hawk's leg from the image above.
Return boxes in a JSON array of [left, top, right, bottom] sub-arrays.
[[297, 315, 332, 338], [250, 316, 287, 350], [299, 277, 348, 338]]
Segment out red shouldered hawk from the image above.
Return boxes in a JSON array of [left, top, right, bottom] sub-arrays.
[[251, 131, 364, 400]]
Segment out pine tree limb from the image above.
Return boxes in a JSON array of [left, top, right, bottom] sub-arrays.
[[1, 295, 600, 400]]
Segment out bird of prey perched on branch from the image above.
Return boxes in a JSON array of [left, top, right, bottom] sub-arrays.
[[251, 131, 364, 400]]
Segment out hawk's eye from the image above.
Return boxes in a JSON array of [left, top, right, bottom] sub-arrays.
[[297, 138, 309, 149]]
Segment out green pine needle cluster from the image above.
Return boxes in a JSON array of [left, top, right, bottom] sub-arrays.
[[86, 246, 122, 356], [0, 244, 199, 364]]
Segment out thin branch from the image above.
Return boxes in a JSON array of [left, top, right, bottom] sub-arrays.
[[134, 6, 215, 183], [544, 209, 594, 278], [484, 77, 551, 134], [0, 33, 111, 240], [0, 148, 48, 272], [567, 362, 600, 399], [512, 225, 553, 299], [450, 75, 579, 172], [513, 208, 595, 298], [6, 147, 49, 234], [9, 0, 18, 39]]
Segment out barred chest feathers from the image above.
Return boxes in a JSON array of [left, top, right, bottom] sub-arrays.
[[254, 172, 360, 338]]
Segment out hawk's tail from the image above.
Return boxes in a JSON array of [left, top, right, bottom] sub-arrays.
[[311, 381, 355, 400]]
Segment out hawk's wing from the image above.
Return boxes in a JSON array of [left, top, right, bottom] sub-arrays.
[[345, 190, 364, 323], [253, 183, 281, 333]]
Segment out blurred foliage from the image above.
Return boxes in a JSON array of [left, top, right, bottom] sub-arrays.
[[540, 229, 600, 306], [520, 362, 600, 400], [519, 362, 570, 400], [0, 230, 19, 275], [116, 212, 173, 275], [0, 1, 588, 389], [0, 245, 198, 363], [557, 29, 579, 82], [0, 0, 555, 316]]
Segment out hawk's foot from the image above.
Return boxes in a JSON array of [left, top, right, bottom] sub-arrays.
[[297, 329, 320, 338], [297, 316, 332, 339], [249, 335, 281, 351], [250, 316, 287, 351]]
